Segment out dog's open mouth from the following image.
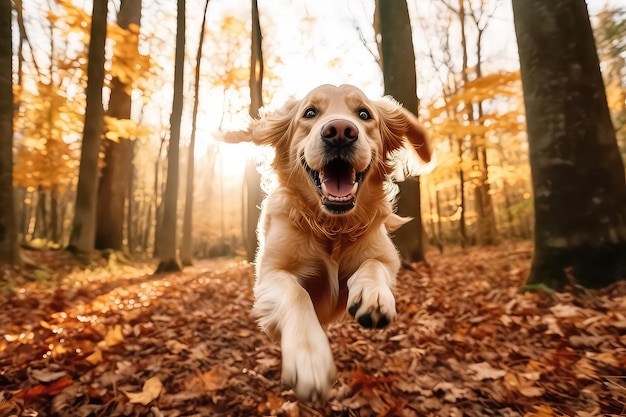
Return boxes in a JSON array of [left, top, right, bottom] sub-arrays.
[[303, 158, 367, 214]]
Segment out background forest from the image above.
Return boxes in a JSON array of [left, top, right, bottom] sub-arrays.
[[1, 0, 625, 270]]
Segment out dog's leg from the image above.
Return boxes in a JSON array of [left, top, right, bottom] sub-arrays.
[[347, 258, 398, 329], [254, 271, 337, 402]]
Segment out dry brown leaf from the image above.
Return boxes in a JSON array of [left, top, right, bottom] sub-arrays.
[[257, 392, 285, 414], [100, 324, 125, 348], [573, 358, 597, 380], [467, 362, 506, 381], [200, 366, 230, 391], [29, 368, 68, 383], [523, 404, 559, 417], [86, 347, 103, 365], [433, 381, 471, 402], [586, 351, 618, 367], [549, 304, 581, 318], [124, 376, 163, 405], [165, 339, 188, 354]]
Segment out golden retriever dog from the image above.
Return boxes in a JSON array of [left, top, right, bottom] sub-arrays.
[[225, 84, 432, 401]]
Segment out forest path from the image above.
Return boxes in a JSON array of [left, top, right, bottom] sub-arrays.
[[1, 243, 625, 416]]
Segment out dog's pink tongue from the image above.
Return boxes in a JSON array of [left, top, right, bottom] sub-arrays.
[[324, 178, 354, 197]]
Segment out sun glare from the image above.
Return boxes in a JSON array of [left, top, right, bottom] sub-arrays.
[[216, 142, 257, 179]]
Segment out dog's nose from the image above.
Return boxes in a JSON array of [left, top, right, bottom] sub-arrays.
[[320, 119, 359, 146]]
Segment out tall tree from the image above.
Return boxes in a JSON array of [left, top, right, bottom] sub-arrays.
[[181, 0, 210, 266], [513, 0, 626, 289], [95, 0, 142, 251], [0, 0, 20, 265], [67, 0, 108, 259], [377, 0, 426, 263], [156, 0, 185, 272], [242, 0, 264, 262]]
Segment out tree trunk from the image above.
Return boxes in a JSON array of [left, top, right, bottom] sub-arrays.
[[250, 0, 263, 119], [394, 178, 425, 262], [181, 0, 209, 266], [513, 0, 626, 289], [377, 0, 426, 263], [155, 0, 185, 272], [67, 0, 108, 260], [96, 0, 141, 251], [243, 0, 264, 262], [243, 159, 262, 261], [33, 187, 47, 240], [0, 0, 20, 265], [151, 134, 166, 256], [457, 138, 467, 247]]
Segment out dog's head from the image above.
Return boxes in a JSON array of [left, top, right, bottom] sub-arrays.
[[225, 84, 432, 215]]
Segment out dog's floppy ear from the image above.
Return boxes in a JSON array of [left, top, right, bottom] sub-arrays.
[[374, 97, 432, 163], [223, 99, 301, 149]]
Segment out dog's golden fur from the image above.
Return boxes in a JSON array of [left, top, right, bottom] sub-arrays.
[[225, 84, 431, 401]]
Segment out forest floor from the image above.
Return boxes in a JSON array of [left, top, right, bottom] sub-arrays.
[[0, 242, 625, 417]]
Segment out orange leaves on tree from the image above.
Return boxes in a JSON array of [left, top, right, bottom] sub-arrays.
[[425, 70, 523, 139], [108, 23, 154, 94]]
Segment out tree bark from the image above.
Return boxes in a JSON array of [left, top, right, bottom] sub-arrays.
[[0, 0, 20, 265], [67, 0, 108, 260], [377, 0, 426, 263], [513, 0, 626, 289], [156, 0, 185, 272], [243, 0, 264, 262], [394, 178, 426, 262], [96, 0, 141, 251], [181, 0, 210, 266]]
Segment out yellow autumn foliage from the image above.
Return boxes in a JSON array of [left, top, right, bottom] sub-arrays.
[[104, 116, 153, 142]]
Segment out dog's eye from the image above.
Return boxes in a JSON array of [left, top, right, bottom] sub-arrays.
[[358, 109, 371, 120], [303, 107, 318, 119]]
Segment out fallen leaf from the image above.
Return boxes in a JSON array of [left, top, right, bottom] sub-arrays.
[[586, 351, 618, 367], [573, 358, 597, 380], [29, 368, 68, 383], [505, 372, 545, 398], [524, 404, 559, 417], [15, 376, 74, 399], [468, 362, 506, 381], [433, 381, 470, 402], [549, 304, 580, 318], [124, 376, 163, 405], [99, 324, 125, 348], [200, 366, 230, 391], [86, 347, 103, 365], [257, 392, 285, 414], [165, 339, 188, 354]]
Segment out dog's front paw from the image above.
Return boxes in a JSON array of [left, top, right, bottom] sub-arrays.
[[281, 329, 337, 402], [347, 281, 397, 329]]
